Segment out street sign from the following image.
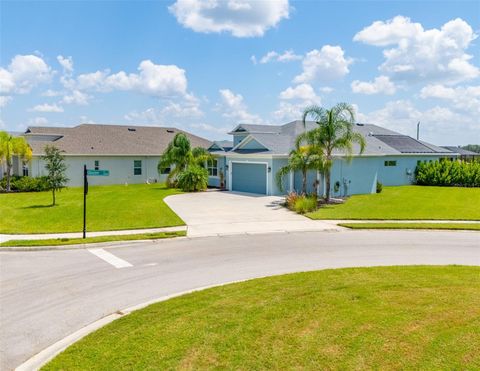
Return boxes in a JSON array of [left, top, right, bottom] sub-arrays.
[[87, 169, 110, 176]]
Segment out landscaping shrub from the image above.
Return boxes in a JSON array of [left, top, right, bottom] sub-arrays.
[[0, 175, 49, 192], [415, 160, 480, 187], [376, 181, 383, 193], [285, 191, 300, 211], [294, 195, 318, 214], [177, 165, 208, 192]]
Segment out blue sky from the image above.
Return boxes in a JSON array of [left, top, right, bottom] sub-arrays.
[[1, 0, 479, 145]]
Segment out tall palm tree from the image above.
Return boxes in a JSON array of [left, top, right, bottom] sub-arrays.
[[0, 131, 32, 192], [300, 103, 366, 202], [276, 141, 323, 195], [158, 133, 211, 186]]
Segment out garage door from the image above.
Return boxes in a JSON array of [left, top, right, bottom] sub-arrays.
[[231, 162, 267, 194]]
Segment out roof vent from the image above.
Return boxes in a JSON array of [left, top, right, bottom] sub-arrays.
[[166, 129, 174, 133], [356, 123, 364, 126], [368, 132, 373, 136], [128, 128, 136, 132]]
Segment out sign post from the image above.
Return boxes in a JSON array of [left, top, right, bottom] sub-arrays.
[[83, 165, 88, 239]]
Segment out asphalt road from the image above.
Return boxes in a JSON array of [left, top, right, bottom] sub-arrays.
[[1, 230, 479, 370]]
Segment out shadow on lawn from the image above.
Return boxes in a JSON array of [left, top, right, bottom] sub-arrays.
[[21, 204, 56, 209]]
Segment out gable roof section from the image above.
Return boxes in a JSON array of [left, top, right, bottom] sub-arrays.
[[25, 124, 212, 156], [442, 146, 478, 155]]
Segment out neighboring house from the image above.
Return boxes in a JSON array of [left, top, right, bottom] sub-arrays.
[[207, 120, 458, 196], [441, 146, 480, 162], [16, 124, 211, 186]]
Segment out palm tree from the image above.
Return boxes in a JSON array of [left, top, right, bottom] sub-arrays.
[[300, 103, 366, 202], [158, 133, 211, 186], [0, 131, 32, 192], [276, 141, 323, 195]]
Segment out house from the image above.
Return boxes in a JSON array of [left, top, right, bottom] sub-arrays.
[[18, 124, 211, 186], [207, 120, 458, 196], [441, 146, 480, 162]]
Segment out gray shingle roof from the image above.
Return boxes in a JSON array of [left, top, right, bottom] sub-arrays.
[[442, 146, 479, 156], [228, 120, 453, 156], [25, 124, 212, 156]]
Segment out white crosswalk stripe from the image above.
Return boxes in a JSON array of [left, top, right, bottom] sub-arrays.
[[87, 248, 133, 269]]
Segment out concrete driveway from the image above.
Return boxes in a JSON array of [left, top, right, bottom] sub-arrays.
[[165, 190, 341, 237]]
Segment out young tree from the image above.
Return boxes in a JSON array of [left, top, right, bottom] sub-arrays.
[[0, 131, 32, 192], [300, 103, 366, 202], [276, 141, 323, 195], [43, 145, 69, 205]]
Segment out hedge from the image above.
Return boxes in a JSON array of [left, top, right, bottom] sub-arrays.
[[415, 160, 480, 187]]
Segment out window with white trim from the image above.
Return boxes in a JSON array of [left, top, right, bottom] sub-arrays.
[[384, 160, 397, 167], [207, 159, 218, 176]]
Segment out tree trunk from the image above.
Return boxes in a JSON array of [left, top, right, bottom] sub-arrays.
[[302, 170, 307, 195], [52, 189, 56, 206], [325, 170, 331, 202], [6, 162, 12, 192]]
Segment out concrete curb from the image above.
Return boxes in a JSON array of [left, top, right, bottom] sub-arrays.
[[15, 278, 269, 371]]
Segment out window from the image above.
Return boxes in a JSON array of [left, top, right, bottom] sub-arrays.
[[134, 160, 142, 175], [384, 160, 397, 167], [207, 159, 218, 176], [94, 160, 99, 170], [22, 164, 29, 177], [160, 166, 171, 175]]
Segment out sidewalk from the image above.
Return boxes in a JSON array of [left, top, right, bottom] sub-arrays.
[[0, 226, 187, 243], [330, 220, 480, 224]]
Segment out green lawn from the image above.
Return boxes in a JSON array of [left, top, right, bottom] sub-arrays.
[[0, 231, 186, 247], [43, 266, 480, 370], [0, 183, 184, 234], [308, 186, 480, 220], [339, 222, 480, 231]]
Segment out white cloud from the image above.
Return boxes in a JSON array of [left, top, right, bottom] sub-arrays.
[[354, 16, 479, 84], [420, 84, 480, 115], [356, 99, 479, 143], [279, 83, 320, 102], [57, 55, 74, 74], [124, 108, 163, 123], [169, 0, 289, 37], [161, 96, 204, 118], [293, 45, 352, 83], [42, 89, 62, 97], [27, 117, 49, 126], [351, 75, 396, 95], [0, 96, 12, 107], [257, 49, 302, 64], [30, 103, 64, 113], [274, 83, 321, 121], [72, 60, 188, 98], [319, 86, 333, 93], [61, 90, 91, 105], [218, 88, 262, 123], [189, 122, 230, 136], [0, 54, 52, 95]]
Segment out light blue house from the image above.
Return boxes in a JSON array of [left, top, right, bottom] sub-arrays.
[[207, 121, 457, 196]]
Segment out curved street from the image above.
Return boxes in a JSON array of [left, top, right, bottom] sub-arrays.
[[1, 230, 479, 370]]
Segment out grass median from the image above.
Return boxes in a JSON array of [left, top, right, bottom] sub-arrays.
[[0, 231, 186, 247], [44, 266, 480, 370], [0, 183, 184, 234]]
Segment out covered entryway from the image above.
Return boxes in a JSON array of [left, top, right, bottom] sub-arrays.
[[231, 162, 267, 194]]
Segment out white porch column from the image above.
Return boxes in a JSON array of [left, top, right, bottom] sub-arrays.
[[289, 170, 294, 192]]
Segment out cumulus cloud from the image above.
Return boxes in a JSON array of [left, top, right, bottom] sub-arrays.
[[218, 89, 262, 123], [61, 90, 91, 105], [71, 60, 188, 98], [27, 117, 49, 126], [274, 83, 321, 121], [169, 0, 289, 37], [354, 16, 479, 84], [351, 75, 396, 95], [0, 54, 52, 95], [30, 103, 64, 113], [293, 45, 352, 83], [57, 55, 74, 74], [254, 49, 302, 64], [420, 84, 480, 115], [356, 99, 479, 143]]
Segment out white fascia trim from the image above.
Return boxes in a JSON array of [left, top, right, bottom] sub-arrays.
[[230, 134, 270, 152]]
